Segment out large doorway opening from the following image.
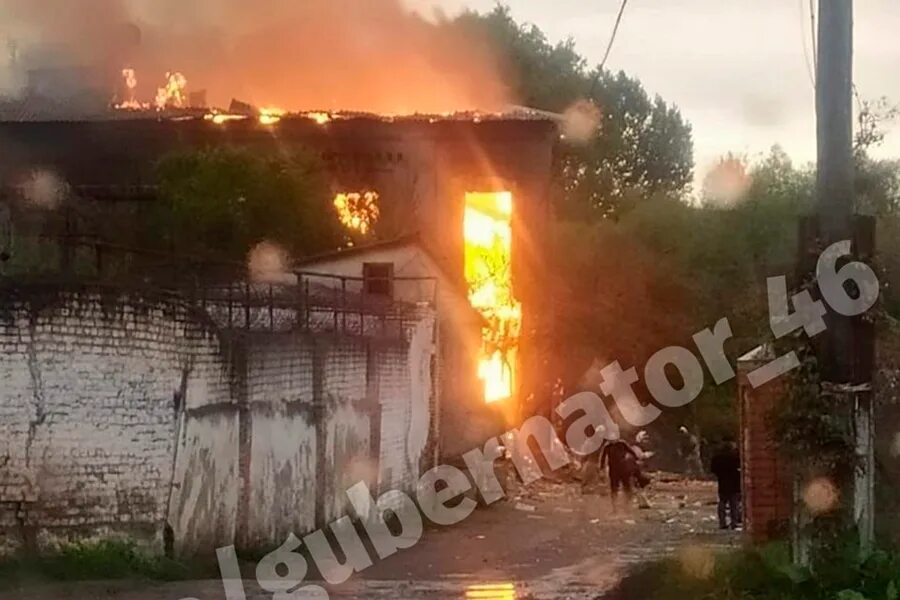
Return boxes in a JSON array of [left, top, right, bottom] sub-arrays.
[[463, 191, 521, 404]]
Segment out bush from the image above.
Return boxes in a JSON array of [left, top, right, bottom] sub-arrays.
[[0, 540, 208, 587], [603, 543, 900, 600]]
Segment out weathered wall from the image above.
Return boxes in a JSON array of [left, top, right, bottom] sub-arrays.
[[0, 288, 233, 556], [238, 333, 318, 552], [0, 287, 436, 557], [377, 317, 434, 495], [299, 242, 505, 461], [737, 348, 792, 544]]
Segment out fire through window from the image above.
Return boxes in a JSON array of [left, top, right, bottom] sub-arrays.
[[334, 191, 380, 235], [464, 191, 521, 404]]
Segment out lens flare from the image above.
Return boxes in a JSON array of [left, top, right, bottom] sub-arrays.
[[803, 477, 840, 515], [465, 583, 516, 600], [678, 545, 716, 580]]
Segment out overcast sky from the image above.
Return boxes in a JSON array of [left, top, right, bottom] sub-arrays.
[[412, 0, 900, 184]]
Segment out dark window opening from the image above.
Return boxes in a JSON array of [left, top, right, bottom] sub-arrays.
[[363, 262, 394, 298]]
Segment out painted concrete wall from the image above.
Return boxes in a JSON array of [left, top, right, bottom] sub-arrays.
[[0, 287, 436, 557], [300, 244, 510, 461]]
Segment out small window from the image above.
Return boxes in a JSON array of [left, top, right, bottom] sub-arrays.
[[363, 262, 394, 298]]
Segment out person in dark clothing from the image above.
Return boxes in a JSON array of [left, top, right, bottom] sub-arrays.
[[600, 437, 639, 512], [710, 437, 742, 529]]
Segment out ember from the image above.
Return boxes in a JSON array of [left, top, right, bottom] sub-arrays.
[[334, 191, 380, 236], [464, 191, 520, 403]]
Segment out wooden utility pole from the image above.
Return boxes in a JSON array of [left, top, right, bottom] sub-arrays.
[[814, 0, 874, 549]]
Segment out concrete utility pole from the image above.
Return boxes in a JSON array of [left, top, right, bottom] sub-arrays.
[[816, 0, 854, 259], [814, 0, 874, 550]]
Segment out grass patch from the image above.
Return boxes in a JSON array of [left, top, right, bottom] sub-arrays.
[[603, 543, 900, 600], [0, 540, 214, 588]]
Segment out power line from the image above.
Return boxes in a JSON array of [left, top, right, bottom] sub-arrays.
[[809, 0, 818, 75], [800, 0, 815, 88], [589, 0, 630, 97], [599, 0, 630, 72]]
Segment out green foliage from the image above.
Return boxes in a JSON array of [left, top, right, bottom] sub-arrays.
[[605, 543, 900, 600], [0, 540, 209, 587], [857, 156, 900, 216], [455, 7, 588, 112], [149, 146, 343, 261], [457, 6, 694, 218], [550, 146, 821, 444], [772, 328, 846, 456], [877, 218, 900, 318], [854, 97, 900, 216]]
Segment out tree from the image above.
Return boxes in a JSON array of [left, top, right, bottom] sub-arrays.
[[149, 147, 343, 262], [548, 146, 820, 446], [853, 97, 900, 216], [456, 6, 694, 218]]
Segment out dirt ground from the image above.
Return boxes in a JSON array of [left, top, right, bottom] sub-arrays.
[[1, 475, 740, 600]]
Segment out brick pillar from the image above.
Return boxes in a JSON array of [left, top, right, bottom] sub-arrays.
[[738, 346, 793, 543]]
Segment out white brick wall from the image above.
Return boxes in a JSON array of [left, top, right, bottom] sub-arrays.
[[0, 291, 228, 555], [0, 288, 436, 557]]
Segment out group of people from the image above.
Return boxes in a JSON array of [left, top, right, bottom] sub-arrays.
[[583, 426, 743, 530]]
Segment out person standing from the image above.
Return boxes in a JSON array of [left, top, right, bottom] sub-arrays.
[[631, 431, 654, 509], [600, 436, 639, 513], [678, 426, 703, 478], [710, 436, 742, 530]]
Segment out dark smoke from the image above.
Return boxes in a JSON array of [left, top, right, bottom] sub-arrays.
[[0, 0, 511, 113]]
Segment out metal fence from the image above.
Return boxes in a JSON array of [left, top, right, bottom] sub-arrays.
[[197, 272, 437, 336], [0, 230, 438, 337]]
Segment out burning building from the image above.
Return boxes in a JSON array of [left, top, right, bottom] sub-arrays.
[[0, 109, 558, 458]]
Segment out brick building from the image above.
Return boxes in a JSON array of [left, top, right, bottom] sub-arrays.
[[0, 111, 559, 452], [0, 111, 558, 556]]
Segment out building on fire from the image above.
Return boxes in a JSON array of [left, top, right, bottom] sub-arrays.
[[0, 109, 558, 464]]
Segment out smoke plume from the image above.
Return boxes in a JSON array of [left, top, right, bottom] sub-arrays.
[[0, 0, 511, 113]]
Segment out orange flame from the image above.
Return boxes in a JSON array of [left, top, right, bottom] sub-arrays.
[[204, 112, 248, 125], [334, 191, 380, 236], [155, 71, 188, 110], [464, 192, 520, 403], [306, 111, 332, 125], [259, 106, 285, 125], [115, 68, 148, 110]]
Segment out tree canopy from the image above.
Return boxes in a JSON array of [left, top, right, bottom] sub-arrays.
[[456, 6, 695, 218], [149, 147, 343, 262]]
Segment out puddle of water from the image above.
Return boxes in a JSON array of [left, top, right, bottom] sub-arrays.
[[465, 583, 516, 599]]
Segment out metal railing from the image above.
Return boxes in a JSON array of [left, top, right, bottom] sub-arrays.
[[0, 233, 438, 337]]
